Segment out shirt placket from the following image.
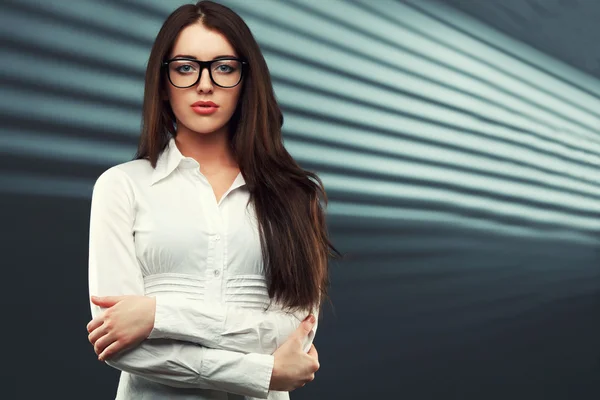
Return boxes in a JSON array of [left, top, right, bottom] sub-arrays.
[[207, 200, 224, 304], [194, 170, 225, 304], [221, 202, 229, 298]]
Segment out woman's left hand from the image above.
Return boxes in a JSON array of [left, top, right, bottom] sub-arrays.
[[87, 295, 156, 361]]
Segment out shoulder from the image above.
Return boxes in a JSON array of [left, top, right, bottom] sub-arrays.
[[94, 159, 152, 188], [92, 159, 153, 203]]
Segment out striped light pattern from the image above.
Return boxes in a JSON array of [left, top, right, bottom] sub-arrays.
[[1, 0, 598, 246]]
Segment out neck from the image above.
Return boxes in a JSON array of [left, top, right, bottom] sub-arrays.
[[174, 125, 237, 171]]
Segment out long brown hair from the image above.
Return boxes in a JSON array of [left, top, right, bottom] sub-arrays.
[[134, 0, 339, 313]]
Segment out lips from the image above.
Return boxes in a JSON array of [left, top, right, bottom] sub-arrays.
[[191, 101, 218, 108], [191, 101, 219, 115]]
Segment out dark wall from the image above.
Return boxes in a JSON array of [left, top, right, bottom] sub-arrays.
[[2, 0, 599, 399]]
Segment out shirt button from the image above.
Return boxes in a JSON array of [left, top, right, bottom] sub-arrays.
[[214, 269, 221, 277], [215, 235, 221, 241]]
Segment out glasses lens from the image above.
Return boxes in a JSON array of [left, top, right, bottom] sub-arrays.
[[168, 60, 200, 88], [211, 59, 242, 87]]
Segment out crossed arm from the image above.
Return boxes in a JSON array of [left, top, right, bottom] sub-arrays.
[[89, 294, 317, 357], [88, 167, 317, 398]]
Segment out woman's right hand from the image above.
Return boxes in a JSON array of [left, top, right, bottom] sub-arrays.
[[269, 315, 320, 392]]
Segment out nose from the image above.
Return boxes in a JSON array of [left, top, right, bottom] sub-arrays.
[[196, 67, 213, 93]]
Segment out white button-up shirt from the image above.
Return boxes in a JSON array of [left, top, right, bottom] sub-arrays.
[[88, 137, 317, 400]]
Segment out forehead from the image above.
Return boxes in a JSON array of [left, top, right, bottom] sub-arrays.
[[170, 22, 237, 60]]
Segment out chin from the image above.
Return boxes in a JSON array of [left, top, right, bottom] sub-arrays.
[[179, 120, 228, 136]]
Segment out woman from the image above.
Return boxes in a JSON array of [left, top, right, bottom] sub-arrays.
[[86, 1, 338, 399]]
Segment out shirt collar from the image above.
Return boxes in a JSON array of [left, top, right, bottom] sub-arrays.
[[150, 137, 246, 190], [150, 137, 185, 186]]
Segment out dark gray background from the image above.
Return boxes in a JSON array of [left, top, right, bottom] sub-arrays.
[[1, 0, 599, 399]]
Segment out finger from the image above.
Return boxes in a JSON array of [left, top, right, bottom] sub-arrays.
[[91, 296, 122, 307], [297, 315, 316, 336], [307, 344, 319, 360], [98, 340, 124, 361], [287, 315, 316, 345], [86, 316, 104, 333], [94, 332, 115, 356], [88, 325, 108, 345]]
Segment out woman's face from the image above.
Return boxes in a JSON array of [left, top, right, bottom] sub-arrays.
[[165, 22, 242, 137]]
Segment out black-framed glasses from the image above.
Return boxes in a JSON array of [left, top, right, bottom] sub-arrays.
[[162, 57, 247, 88]]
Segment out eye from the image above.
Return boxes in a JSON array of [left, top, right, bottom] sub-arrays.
[[177, 65, 194, 73], [171, 62, 198, 74], [215, 64, 233, 73]]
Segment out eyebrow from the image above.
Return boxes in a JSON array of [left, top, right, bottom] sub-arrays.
[[171, 54, 237, 60]]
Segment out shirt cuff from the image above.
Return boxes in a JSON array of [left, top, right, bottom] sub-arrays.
[[201, 349, 274, 399], [147, 295, 167, 339], [147, 295, 222, 348]]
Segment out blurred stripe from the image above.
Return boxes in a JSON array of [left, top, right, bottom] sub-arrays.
[[1, 0, 598, 245]]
